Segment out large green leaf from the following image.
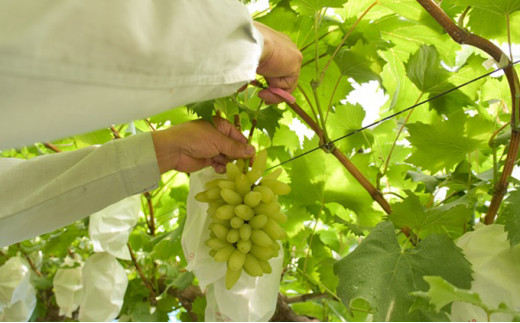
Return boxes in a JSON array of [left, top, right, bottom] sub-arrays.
[[499, 190, 520, 247], [292, 0, 348, 15], [452, 0, 520, 15], [334, 221, 472, 321]]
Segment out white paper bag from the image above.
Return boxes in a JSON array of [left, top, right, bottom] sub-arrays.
[[450, 224, 520, 321], [182, 168, 283, 322], [53, 266, 84, 318], [79, 253, 128, 322], [0, 257, 32, 306], [0, 284, 36, 322], [89, 195, 141, 260]]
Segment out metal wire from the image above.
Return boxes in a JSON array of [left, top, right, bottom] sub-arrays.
[[266, 60, 520, 171]]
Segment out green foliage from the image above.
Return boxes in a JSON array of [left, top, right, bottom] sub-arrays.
[[2, 0, 519, 321]]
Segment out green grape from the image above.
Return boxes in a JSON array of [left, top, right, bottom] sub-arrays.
[[235, 173, 251, 196], [237, 239, 252, 253], [215, 204, 235, 220], [247, 169, 262, 184], [262, 167, 282, 181], [205, 238, 230, 250], [250, 214, 267, 229], [251, 230, 273, 247], [225, 268, 242, 290], [259, 260, 272, 274], [230, 216, 244, 229], [204, 178, 222, 189], [239, 224, 252, 240], [263, 218, 286, 240], [214, 245, 235, 262], [260, 179, 291, 195], [207, 205, 217, 217], [226, 163, 240, 180], [221, 188, 242, 205], [209, 249, 217, 257], [244, 191, 262, 208], [206, 187, 222, 200], [247, 150, 267, 183], [228, 249, 246, 271], [234, 204, 254, 221], [208, 200, 226, 209], [250, 244, 272, 261], [210, 223, 229, 241], [236, 159, 245, 171], [267, 211, 287, 223], [243, 254, 263, 277], [218, 180, 235, 190], [226, 229, 240, 243], [252, 185, 274, 203], [195, 191, 211, 202], [254, 201, 280, 215]]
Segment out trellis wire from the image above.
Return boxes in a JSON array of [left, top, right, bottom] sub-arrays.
[[266, 60, 520, 171]]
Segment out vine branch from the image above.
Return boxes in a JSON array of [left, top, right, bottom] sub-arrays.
[[416, 0, 520, 224], [127, 243, 157, 303], [143, 192, 156, 236]]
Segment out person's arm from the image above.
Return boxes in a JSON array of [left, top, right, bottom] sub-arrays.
[[0, 117, 254, 247]]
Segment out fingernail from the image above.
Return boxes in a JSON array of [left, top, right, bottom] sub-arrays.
[[246, 145, 255, 156]]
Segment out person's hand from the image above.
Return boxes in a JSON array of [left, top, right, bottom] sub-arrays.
[[254, 21, 302, 104], [151, 116, 255, 174]]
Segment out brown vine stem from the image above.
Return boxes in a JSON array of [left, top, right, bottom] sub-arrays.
[[416, 0, 520, 224], [43, 142, 61, 153], [287, 101, 392, 214], [127, 242, 157, 303], [17, 243, 43, 277]]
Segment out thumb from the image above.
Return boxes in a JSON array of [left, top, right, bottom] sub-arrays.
[[214, 133, 256, 159]]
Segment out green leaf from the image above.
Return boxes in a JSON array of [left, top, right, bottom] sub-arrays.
[[187, 100, 214, 122], [334, 221, 472, 321], [406, 113, 481, 172], [500, 190, 520, 247], [452, 0, 520, 15], [406, 171, 440, 193], [292, 0, 348, 15], [256, 105, 284, 139], [406, 45, 450, 93], [413, 276, 483, 312], [334, 40, 383, 83], [389, 193, 472, 239]]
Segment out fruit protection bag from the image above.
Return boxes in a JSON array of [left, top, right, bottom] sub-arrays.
[[88, 195, 141, 260], [182, 168, 283, 322], [0, 257, 36, 321]]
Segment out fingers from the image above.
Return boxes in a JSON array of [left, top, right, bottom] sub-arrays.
[[213, 116, 248, 144], [212, 131, 255, 160]]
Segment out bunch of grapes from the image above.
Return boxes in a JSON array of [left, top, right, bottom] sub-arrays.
[[195, 150, 290, 289]]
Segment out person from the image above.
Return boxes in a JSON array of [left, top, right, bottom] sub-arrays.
[[0, 0, 302, 247]]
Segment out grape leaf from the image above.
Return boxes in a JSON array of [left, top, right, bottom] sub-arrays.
[[292, 0, 348, 15], [406, 45, 450, 93], [389, 193, 472, 239], [406, 171, 440, 193], [334, 221, 472, 321], [256, 105, 284, 139], [334, 40, 384, 83], [414, 276, 483, 312], [452, 0, 520, 15], [499, 190, 520, 247], [187, 100, 214, 123], [406, 112, 481, 173]]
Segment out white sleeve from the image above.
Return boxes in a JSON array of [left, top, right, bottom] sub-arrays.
[[0, 132, 161, 247], [0, 0, 263, 150]]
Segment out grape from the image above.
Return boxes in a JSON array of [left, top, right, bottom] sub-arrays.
[[228, 249, 246, 271], [235, 173, 251, 196], [230, 216, 244, 229], [234, 204, 254, 221], [251, 230, 273, 247], [260, 179, 291, 196], [214, 246, 234, 262], [249, 214, 267, 229], [244, 191, 262, 208], [226, 229, 240, 243], [243, 254, 263, 277], [215, 204, 234, 220], [225, 269, 242, 290], [239, 224, 252, 240], [221, 188, 242, 205], [196, 150, 290, 289], [237, 239, 252, 253]]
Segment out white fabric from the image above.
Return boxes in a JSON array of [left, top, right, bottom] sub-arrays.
[[0, 0, 262, 247]]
